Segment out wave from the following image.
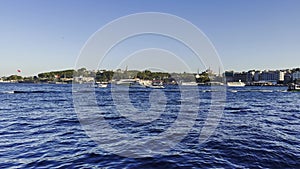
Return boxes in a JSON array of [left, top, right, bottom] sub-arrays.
[[260, 90, 273, 93], [0, 91, 15, 94], [228, 89, 274, 93]]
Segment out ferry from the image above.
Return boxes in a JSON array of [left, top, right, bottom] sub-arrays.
[[227, 80, 246, 87], [287, 84, 300, 91]]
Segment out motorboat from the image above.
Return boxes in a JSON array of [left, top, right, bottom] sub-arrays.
[[96, 82, 108, 88], [129, 81, 146, 88], [180, 82, 198, 86], [227, 80, 245, 87], [146, 80, 165, 89], [116, 79, 136, 85], [287, 83, 300, 91]]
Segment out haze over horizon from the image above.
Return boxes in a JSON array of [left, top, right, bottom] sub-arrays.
[[1, 0, 299, 77]]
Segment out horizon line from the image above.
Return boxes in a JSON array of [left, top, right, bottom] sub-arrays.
[[1, 66, 300, 78]]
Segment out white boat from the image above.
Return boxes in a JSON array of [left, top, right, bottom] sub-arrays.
[[97, 82, 108, 88], [55, 82, 68, 84], [146, 85, 165, 89], [227, 80, 245, 87], [180, 82, 198, 86], [129, 81, 146, 88], [146, 80, 165, 89], [116, 79, 136, 85], [287, 84, 300, 91], [206, 82, 224, 86]]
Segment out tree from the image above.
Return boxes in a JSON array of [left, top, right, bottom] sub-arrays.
[[196, 72, 210, 83], [95, 70, 114, 82], [6, 75, 23, 81]]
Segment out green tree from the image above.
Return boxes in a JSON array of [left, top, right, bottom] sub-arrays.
[[6, 75, 23, 81]]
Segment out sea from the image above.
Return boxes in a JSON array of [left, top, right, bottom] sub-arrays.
[[0, 83, 299, 168]]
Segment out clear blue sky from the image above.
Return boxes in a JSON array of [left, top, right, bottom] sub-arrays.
[[0, 0, 299, 76]]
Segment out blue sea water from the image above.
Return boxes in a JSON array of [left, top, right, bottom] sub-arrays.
[[0, 83, 299, 168]]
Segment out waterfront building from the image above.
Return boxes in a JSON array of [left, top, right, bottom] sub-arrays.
[[259, 70, 284, 84], [284, 73, 293, 84], [292, 71, 300, 80], [253, 71, 261, 82], [279, 71, 285, 81], [247, 70, 255, 83], [224, 71, 234, 82], [233, 72, 247, 82], [223, 70, 253, 84]]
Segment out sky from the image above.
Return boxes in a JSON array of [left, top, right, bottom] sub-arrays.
[[0, 0, 299, 76]]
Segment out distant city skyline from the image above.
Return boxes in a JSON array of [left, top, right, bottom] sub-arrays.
[[1, 0, 300, 77], [1, 66, 299, 78]]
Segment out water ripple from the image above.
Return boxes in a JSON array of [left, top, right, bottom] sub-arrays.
[[0, 84, 299, 168]]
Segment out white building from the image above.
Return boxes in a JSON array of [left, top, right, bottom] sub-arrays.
[[278, 71, 285, 81], [260, 70, 284, 83]]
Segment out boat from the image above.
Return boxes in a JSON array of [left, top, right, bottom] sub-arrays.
[[227, 80, 245, 87], [146, 85, 165, 89], [129, 81, 146, 88], [96, 82, 108, 88], [146, 80, 165, 89], [206, 82, 225, 86], [116, 79, 136, 85], [55, 82, 68, 84], [180, 82, 198, 86], [287, 84, 300, 91]]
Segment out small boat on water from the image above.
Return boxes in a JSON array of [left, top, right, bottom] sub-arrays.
[[287, 84, 300, 91], [130, 81, 146, 88], [180, 82, 198, 86], [96, 82, 108, 88], [116, 79, 136, 86], [227, 80, 246, 87], [146, 85, 165, 89], [206, 82, 225, 86], [146, 80, 165, 89]]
